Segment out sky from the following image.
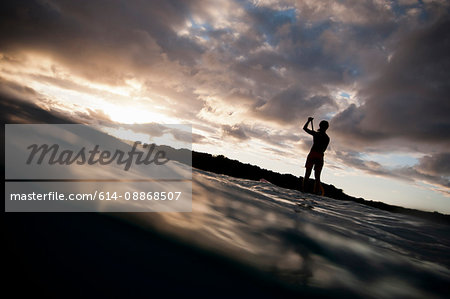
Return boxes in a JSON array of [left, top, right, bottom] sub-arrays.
[[1, 0, 449, 213]]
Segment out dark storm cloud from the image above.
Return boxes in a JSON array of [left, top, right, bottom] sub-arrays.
[[0, 0, 203, 79], [221, 1, 407, 125], [188, 2, 393, 125], [257, 86, 337, 123], [332, 16, 450, 150], [330, 104, 386, 143], [418, 153, 450, 177], [0, 91, 73, 124]]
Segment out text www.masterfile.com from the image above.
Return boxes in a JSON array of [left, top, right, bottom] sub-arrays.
[[9, 191, 183, 201]]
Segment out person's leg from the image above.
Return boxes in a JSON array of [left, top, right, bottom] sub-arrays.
[[314, 167, 324, 195], [302, 166, 312, 192]]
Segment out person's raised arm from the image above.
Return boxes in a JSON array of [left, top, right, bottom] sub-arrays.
[[303, 117, 314, 135]]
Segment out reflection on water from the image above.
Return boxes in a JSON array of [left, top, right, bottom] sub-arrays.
[[127, 168, 449, 298]]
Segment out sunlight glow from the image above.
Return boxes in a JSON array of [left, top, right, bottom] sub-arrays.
[[0, 51, 179, 125], [104, 103, 177, 124]]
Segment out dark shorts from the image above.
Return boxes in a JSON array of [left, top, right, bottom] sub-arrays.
[[305, 151, 324, 171]]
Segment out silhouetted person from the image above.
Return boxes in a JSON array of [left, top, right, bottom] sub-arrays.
[[302, 117, 329, 195]]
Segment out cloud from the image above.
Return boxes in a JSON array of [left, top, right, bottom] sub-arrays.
[[0, 92, 73, 125], [334, 151, 391, 177], [418, 153, 450, 177], [221, 124, 249, 141], [256, 86, 337, 123], [0, 0, 210, 122], [0, 76, 115, 125], [221, 122, 302, 146], [334, 150, 450, 192], [0, 0, 369, 127], [0, 0, 419, 129], [332, 16, 450, 152]]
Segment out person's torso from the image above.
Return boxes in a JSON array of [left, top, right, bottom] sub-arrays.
[[311, 131, 329, 154]]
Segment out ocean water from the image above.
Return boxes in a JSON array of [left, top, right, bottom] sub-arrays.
[[130, 167, 450, 298], [6, 126, 448, 297]]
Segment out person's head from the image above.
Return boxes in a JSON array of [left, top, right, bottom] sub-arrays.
[[318, 120, 329, 132]]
